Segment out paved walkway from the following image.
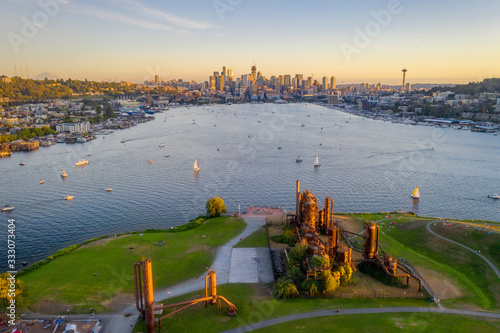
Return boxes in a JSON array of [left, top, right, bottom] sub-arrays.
[[109, 216, 268, 333], [426, 221, 500, 280], [221, 307, 500, 333]]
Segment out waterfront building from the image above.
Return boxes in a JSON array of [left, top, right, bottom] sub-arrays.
[[56, 122, 90, 133], [322, 76, 329, 91]]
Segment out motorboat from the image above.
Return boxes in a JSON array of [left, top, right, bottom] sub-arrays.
[[277, 146, 282, 150], [488, 194, 500, 199], [19, 162, 26, 166], [301, 124, 305, 127], [75, 159, 89, 166], [159, 143, 165, 147], [147, 160, 153, 163], [64, 195, 74, 200], [411, 187, 420, 199], [314, 155, 320, 167], [165, 155, 170, 157], [121, 139, 126, 143], [296, 156, 303, 162], [194, 159, 200, 171], [1, 205, 15, 212], [40, 180, 45, 184], [61, 170, 68, 178], [104, 188, 113, 192]]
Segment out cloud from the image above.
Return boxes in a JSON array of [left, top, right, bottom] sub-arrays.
[[120, 0, 216, 30], [414, 38, 425, 43], [64, 3, 173, 31]]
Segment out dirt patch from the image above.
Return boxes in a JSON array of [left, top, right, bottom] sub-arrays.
[[101, 293, 135, 312], [32, 298, 74, 313], [251, 284, 273, 300], [185, 244, 211, 254], [79, 234, 131, 249], [415, 266, 463, 299], [333, 216, 364, 235], [267, 225, 289, 249]]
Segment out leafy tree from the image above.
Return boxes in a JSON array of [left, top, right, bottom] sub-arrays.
[[104, 105, 116, 118], [273, 278, 298, 300], [323, 271, 339, 295], [205, 196, 226, 217], [0, 273, 29, 311], [96, 105, 102, 115]]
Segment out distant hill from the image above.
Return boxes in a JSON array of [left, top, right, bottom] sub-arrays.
[[33, 72, 60, 80], [430, 78, 500, 95]]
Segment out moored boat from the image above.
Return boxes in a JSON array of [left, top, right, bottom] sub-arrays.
[[296, 156, 303, 162], [64, 195, 74, 200], [61, 170, 68, 178], [104, 188, 113, 192], [40, 180, 45, 184], [488, 194, 500, 199]]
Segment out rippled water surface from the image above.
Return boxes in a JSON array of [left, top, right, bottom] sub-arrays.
[[1, 103, 499, 271]]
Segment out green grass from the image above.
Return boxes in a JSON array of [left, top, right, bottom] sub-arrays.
[[253, 313, 500, 333], [430, 223, 500, 268], [378, 220, 500, 310], [133, 284, 436, 333], [21, 216, 246, 313], [234, 226, 269, 248]]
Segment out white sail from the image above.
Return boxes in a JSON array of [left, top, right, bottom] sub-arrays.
[[412, 187, 420, 199], [194, 159, 199, 171], [314, 155, 320, 167]]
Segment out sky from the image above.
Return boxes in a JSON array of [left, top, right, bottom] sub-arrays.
[[1, 0, 500, 85]]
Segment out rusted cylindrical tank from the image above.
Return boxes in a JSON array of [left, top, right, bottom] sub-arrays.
[[209, 270, 217, 304], [327, 225, 339, 249], [364, 222, 378, 259], [338, 246, 352, 266], [384, 255, 398, 274]]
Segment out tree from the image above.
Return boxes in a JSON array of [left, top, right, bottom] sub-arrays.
[[0, 273, 29, 311], [96, 105, 102, 115], [104, 105, 115, 118], [205, 196, 226, 217]]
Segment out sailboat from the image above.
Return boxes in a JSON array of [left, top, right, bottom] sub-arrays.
[[411, 187, 420, 199], [61, 170, 68, 178], [314, 155, 320, 167], [194, 159, 200, 171]]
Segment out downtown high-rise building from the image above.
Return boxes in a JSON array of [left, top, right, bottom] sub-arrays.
[[330, 76, 337, 89], [295, 74, 303, 89], [322, 76, 328, 91]]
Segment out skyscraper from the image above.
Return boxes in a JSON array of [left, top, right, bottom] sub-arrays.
[[222, 66, 226, 76], [295, 74, 303, 89], [154, 75, 159, 84], [330, 76, 336, 89], [402, 68, 407, 91], [284, 75, 291, 88], [228, 68, 233, 79], [322, 76, 328, 91]]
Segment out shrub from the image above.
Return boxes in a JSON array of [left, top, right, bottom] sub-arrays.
[[273, 278, 299, 300]]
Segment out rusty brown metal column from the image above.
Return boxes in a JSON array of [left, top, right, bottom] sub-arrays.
[[296, 180, 300, 222], [142, 259, 156, 333]]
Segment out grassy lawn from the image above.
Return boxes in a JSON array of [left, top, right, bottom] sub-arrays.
[[234, 226, 269, 248], [21, 216, 246, 313], [253, 313, 500, 333], [133, 284, 436, 333], [430, 222, 500, 268], [378, 220, 500, 310]]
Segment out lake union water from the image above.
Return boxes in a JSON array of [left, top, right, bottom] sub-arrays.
[[1, 103, 499, 271]]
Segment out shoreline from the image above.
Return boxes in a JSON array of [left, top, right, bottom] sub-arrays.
[[10, 211, 499, 277]]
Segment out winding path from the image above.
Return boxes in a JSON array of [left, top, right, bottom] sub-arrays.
[[220, 307, 500, 333], [426, 221, 500, 280]]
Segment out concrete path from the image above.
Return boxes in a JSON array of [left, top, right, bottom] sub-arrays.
[[106, 216, 268, 333], [426, 221, 500, 280], [221, 307, 500, 333]]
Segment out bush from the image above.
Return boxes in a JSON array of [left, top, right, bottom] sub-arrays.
[[323, 271, 339, 295], [288, 244, 308, 266], [310, 255, 330, 269], [289, 265, 305, 286], [271, 226, 298, 246], [273, 278, 299, 300]]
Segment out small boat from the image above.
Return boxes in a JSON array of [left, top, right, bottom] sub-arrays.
[[277, 146, 282, 150], [87, 154, 92, 156], [296, 157, 303, 162], [1, 205, 15, 212], [22, 261, 28, 266], [147, 160, 153, 163], [64, 195, 74, 200], [61, 170, 68, 178], [411, 187, 420, 199], [159, 143, 165, 147], [40, 180, 45, 184], [104, 188, 113, 192], [314, 155, 320, 167], [121, 139, 126, 143], [488, 194, 500, 199], [248, 134, 253, 138], [165, 155, 170, 157], [194, 159, 200, 171], [19, 162, 26, 166], [301, 124, 305, 127], [75, 159, 89, 166]]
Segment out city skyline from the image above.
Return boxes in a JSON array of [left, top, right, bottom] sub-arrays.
[[2, 0, 500, 84]]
